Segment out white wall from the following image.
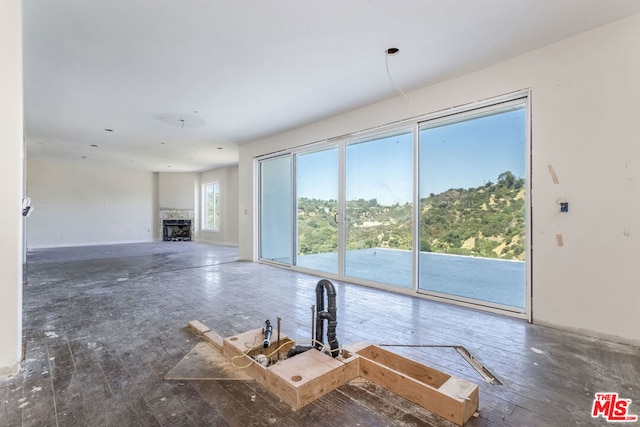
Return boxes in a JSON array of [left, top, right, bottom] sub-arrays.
[[239, 14, 640, 345], [0, 0, 23, 376], [158, 172, 197, 210], [199, 165, 239, 246], [157, 172, 197, 239], [26, 159, 156, 248]]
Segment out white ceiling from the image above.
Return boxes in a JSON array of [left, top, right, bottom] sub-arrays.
[[23, 1, 640, 173]]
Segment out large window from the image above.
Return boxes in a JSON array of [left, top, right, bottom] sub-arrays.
[[203, 182, 220, 231], [257, 92, 530, 317]]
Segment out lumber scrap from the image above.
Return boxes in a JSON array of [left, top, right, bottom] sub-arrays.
[[353, 344, 478, 426], [187, 320, 211, 335]]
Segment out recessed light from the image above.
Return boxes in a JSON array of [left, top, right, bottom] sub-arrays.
[[217, 147, 223, 150], [160, 142, 166, 145], [90, 144, 98, 147], [81, 156, 87, 159], [104, 128, 114, 132], [167, 165, 172, 168]]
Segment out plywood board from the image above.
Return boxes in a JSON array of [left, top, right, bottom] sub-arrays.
[[164, 342, 252, 381], [203, 330, 224, 351]]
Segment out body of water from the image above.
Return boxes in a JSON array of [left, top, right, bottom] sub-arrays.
[[297, 248, 525, 308]]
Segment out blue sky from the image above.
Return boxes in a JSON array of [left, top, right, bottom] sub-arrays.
[[297, 107, 526, 205]]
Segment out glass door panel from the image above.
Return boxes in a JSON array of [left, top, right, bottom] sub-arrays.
[[295, 147, 339, 273], [345, 131, 413, 287], [259, 155, 292, 264], [418, 106, 526, 308]]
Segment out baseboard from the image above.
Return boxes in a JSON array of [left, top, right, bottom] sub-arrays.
[[195, 239, 238, 247], [27, 239, 155, 250], [534, 319, 640, 348], [0, 361, 20, 378]]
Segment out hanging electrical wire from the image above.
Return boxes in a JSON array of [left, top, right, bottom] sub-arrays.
[[385, 47, 409, 102]]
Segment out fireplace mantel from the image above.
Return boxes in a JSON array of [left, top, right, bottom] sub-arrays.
[[159, 209, 194, 220]]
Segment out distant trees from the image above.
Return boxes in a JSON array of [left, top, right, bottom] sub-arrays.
[[419, 171, 525, 259], [497, 171, 522, 189], [297, 198, 338, 255], [297, 171, 526, 261]]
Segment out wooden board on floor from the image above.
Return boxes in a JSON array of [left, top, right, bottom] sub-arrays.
[[164, 342, 253, 381], [354, 344, 478, 426], [188, 320, 211, 335]]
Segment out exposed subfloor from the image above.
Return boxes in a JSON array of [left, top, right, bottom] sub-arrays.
[[1, 242, 638, 426]]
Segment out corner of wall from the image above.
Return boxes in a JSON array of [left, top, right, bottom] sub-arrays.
[[0, 361, 21, 378], [0, 0, 24, 379]]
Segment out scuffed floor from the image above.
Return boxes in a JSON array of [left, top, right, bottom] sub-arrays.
[[0, 242, 638, 426]]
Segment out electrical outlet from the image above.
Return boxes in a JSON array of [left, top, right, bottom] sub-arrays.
[[560, 202, 569, 213]]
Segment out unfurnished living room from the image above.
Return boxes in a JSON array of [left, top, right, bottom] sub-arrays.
[[2, 1, 640, 426]]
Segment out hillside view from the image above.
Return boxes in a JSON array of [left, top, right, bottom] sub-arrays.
[[297, 171, 525, 261]]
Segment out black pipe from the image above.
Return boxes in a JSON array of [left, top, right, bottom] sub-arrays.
[[315, 279, 340, 357], [286, 345, 313, 358], [263, 319, 273, 348]]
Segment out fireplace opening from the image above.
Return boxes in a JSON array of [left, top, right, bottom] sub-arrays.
[[163, 219, 192, 242]]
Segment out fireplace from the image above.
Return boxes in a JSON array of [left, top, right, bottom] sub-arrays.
[[163, 219, 192, 241]]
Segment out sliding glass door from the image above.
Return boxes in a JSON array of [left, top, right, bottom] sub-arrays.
[[344, 131, 413, 287], [295, 147, 339, 273], [418, 104, 527, 308], [258, 93, 529, 315]]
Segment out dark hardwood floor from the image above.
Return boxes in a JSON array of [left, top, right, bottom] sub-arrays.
[[1, 242, 638, 426]]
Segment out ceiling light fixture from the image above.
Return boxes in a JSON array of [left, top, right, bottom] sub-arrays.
[[386, 47, 399, 55]]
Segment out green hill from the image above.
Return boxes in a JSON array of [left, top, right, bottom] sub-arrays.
[[297, 171, 525, 261]]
